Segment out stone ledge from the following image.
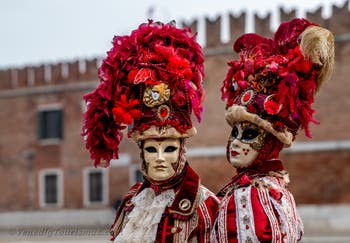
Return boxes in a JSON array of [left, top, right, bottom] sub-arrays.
[[1, 205, 350, 236]]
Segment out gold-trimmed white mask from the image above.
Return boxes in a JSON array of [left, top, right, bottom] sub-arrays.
[[228, 122, 266, 168]]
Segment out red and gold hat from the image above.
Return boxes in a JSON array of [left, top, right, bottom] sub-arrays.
[[83, 20, 205, 167], [221, 18, 334, 147]]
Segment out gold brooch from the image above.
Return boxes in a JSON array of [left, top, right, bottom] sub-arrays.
[[143, 83, 170, 107]]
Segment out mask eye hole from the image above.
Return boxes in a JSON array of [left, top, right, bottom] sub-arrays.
[[144, 146, 157, 153], [164, 146, 178, 153], [242, 128, 259, 140], [231, 126, 239, 138]]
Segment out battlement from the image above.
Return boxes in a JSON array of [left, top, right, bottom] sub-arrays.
[[0, 1, 349, 91], [0, 58, 101, 91]]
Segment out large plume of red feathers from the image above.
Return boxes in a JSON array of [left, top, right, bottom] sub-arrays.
[[83, 20, 204, 166], [221, 18, 321, 139]]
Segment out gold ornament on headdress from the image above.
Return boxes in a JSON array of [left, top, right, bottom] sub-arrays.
[[143, 83, 171, 107]]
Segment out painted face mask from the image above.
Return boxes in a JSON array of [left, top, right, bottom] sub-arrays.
[[143, 138, 180, 181], [228, 122, 266, 168]]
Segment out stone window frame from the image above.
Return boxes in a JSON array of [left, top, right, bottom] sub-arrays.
[[39, 168, 64, 208], [83, 167, 109, 207], [37, 103, 63, 145]]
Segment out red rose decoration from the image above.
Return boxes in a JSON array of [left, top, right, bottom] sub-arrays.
[[269, 187, 282, 201], [264, 95, 282, 115], [237, 174, 251, 187], [167, 55, 192, 80], [112, 95, 141, 125]]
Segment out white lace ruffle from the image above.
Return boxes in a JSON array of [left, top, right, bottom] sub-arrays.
[[114, 188, 175, 243]]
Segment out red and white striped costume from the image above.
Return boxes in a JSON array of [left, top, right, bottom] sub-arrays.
[[212, 160, 303, 243]]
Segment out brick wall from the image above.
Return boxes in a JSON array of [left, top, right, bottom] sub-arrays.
[[188, 149, 350, 205], [0, 2, 350, 211]]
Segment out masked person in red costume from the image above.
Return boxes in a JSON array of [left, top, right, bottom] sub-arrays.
[[82, 20, 219, 243], [211, 18, 334, 243]]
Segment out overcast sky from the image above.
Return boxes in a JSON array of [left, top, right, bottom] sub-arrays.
[[0, 0, 347, 68]]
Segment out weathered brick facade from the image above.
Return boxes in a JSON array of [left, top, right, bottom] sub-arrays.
[[0, 2, 350, 212]]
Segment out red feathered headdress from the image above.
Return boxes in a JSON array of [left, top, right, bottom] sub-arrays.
[[83, 20, 205, 167], [222, 18, 334, 146]]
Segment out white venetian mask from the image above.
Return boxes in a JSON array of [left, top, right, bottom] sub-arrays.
[[228, 122, 266, 168], [143, 138, 180, 181]]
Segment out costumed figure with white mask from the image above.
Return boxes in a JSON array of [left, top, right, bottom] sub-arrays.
[[82, 20, 219, 243], [211, 18, 334, 243]]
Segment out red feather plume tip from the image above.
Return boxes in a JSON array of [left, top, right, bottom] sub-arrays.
[[222, 18, 334, 142], [83, 20, 205, 166], [82, 83, 124, 167]]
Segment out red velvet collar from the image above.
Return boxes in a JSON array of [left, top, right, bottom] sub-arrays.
[[142, 164, 200, 219], [168, 165, 200, 219]]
